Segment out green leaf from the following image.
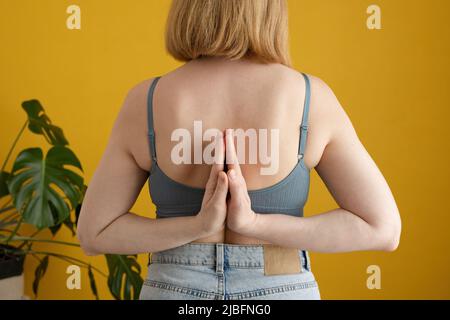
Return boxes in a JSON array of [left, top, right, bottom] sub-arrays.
[[48, 221, 62, 236], [88, 265, 99, 300], [48, 213, 76, 237], [0, 171, 10, 199], [0, 216, 19, 229], [33, 255, 49, 296], [21, 100, 68, 146], [50, 183, 87, 236], [105, 254, 143, 300], [51, 184, 86, 236], [7, 146, 84, 229]]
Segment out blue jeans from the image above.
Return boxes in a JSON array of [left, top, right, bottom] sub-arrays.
[[139, 243, 321, 300]]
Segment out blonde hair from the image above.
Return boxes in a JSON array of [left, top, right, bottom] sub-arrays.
[[165, 0, 291, 66]]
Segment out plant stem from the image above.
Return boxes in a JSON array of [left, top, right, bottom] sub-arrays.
[[0, 228, 22, 236], [30, 252, 42, 263], [2, 247, 107, 277], [35, 252, 107, 277], [17, 229, 42, 249], [0, 205, 15, 214], [0, 211, 19, 224], [17, 229, 38, 249], [50, 255, 107, 277], [8, 236, 80, 247], [1, 198, 13, 209], [4, 215, 23, 244], [1, 120, 28, 172], [28, 229, 42, 238]]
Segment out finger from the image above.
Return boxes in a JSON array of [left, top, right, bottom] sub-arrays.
[[205, 131, 225, 191], [213, 130, 225, 170], [210, 171, 229, 202], [225, 128, 243, 176]]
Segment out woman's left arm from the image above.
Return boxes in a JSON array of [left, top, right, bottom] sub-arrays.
[[225, 77, 402, 253]]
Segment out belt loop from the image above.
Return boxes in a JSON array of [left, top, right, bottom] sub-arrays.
[[216, 243, 224, 274]]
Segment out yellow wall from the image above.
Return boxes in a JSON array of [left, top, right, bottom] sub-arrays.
[[0, 0, 449, 299]]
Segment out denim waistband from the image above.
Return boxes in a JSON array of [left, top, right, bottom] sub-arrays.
[[150, 242, 311, 272]]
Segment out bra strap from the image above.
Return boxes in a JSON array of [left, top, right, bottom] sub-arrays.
[[298, 72, 311, 160], [147, 76, 161, 163]]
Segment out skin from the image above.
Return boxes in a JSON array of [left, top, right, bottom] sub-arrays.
[[77, 56, 401, 256]]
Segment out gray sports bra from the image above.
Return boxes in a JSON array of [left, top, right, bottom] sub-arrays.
[[147, 73, 311, 218]]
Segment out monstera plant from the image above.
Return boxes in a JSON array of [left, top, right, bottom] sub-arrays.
[[0, 99, 143, 299]]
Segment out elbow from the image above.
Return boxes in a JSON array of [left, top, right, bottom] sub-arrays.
[[79, 240, 100, 257], [77, 231, 101, 256], [380, 228, 401, 252], [77, 222, 102, 257], [374, 214, 402, 252]]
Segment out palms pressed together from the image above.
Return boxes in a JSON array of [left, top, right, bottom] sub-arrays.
[[197, 129, 258, 237]]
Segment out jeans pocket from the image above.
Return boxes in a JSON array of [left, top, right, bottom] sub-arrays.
[[228, 280, 320, 300], [140, 279, 218, 300], [257, 282, 321, 300]]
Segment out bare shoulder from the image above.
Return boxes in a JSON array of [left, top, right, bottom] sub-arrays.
[[281, 68, 359, 168], [303, 72, 357, 145], [120, 78, 155, 117], [112, 78, 156, 132], [107, 78, 158, 171]]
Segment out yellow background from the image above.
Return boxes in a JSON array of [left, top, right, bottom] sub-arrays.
[[1, 0, 449, 299]]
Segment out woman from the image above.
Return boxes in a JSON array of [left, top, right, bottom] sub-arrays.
[[77, 0, 401, 300]]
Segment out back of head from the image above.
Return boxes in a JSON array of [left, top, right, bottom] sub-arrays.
[[165, 0, 291, 66]]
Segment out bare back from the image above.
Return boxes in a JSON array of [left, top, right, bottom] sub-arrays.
[[128, 57, 328, 243]]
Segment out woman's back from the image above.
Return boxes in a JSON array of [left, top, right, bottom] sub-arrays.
[[125, 57, 328, 243], [135, 57, 324, 191]]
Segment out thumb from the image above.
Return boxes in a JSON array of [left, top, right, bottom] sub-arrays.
[[210, 171, 229, 202]]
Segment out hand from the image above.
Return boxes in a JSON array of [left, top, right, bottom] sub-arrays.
[[195, 131, 229, 237], [225, 129, 258, 235]]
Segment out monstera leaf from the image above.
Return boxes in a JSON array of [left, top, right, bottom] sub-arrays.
[[22, 99, 68, 146], [49, 212, 76, 236], [50, 184, 87, 236], [33, 255, 49, 296], [0, 171, 11, 199], [88, 265, 99, 300], [7, 146, 83, 229], [105, 254, 143, 300]]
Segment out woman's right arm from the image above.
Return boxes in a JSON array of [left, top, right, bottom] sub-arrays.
[[77, 88, 228, 256], [224, 77, 402, 253]]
